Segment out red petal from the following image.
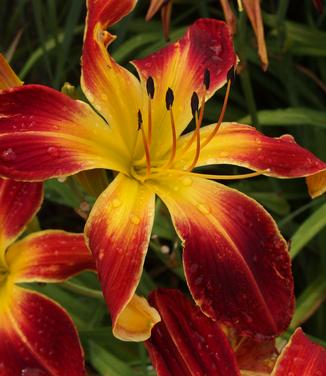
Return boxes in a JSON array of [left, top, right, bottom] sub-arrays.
[[0, 178, 42, 251], [82, 0, 141, 151], [0, 85, 129, 180], [178, 123, 326, 179], [150, 175, 294, 339], [6, 230, 95, 282], [133, 19, 237, 158], [0, 288, 85, 375], [273, 328, 326, 375], [85, 173, 159, 340], [145, 289, 240, 376]]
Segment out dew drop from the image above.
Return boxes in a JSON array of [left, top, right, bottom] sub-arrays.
[[21, 368, 46, 376], [1, 148, 16, 161], [47, 146, 59, 157], [98, 249, 105, 260], [130, 214, 140, 225], [112, 198, 121, 208], [182, 177, 193, 186], [197, 203, 210, 215]]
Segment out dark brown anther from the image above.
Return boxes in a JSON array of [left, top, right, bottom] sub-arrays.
[[137, 110, 143, 130], [191, 92, 199, 117], [204, 69, 210, 90], [165, 87, 174, 110], [146, 76, 155, 99], [227, 66, 236, 85]]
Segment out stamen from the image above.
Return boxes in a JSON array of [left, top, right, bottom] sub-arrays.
[[152, 168, 267, 180], [204, 68, 211, 90], [201, 66, 235, 149], [138, 110, 151, 177], [146, 76, 155, 146], [186, 92, 201, 171], [161, 88, 177, 169]]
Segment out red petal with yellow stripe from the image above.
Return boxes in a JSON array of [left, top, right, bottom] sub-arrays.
[[145, 289, 240, 376], [6, 230, 95, 283], [82, 0, 141, 150], [133, 19, 237, 158], [272, 328, 326, 375], [0, 178, 43, 252], [85, 173, 160, 341], [0, 288, 85, 375], [150, 175, 294, 339], [178, 123, 326, 179], [0, 85, 129, 180]]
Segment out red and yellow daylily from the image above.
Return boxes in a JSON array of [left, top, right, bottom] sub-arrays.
[[0, 0, 326, 342], [0, 177, 95, 375], [146, 289, 326, 376]]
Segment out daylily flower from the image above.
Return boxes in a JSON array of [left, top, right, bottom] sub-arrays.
[[146, 289, 326, 376], [0, 0, 325, 342], [0, 176, 95, 374]]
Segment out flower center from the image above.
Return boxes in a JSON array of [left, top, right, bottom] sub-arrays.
[[132, 67, 265, 183]]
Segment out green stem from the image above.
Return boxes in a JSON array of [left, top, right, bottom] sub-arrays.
[[61, 280, 103, 300]]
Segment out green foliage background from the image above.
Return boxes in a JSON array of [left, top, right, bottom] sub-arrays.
[[1, 0, 325, 374]]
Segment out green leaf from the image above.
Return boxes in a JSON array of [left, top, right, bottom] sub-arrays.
[[239, 108, 326, 128], [290, 201, 326, 258], [291, 274, 326, 329], [88, 342, 136, 376]]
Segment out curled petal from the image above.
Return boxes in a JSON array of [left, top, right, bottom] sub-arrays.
[[0, 288, 85, 375], [306, 170, 326, 198], [149, 175, 294, 339], [85, 174, 160, 341], [0, 54, 23, 89], [145, 289, 240, 376], [133, 19, 237, 158], [0, 178, 43, 253], [177, 123, 326, 180], [6, 230, 95, 283], [0, 85, 129, 180], [272, 328, 326, 375], [82, 0, 141, 151]]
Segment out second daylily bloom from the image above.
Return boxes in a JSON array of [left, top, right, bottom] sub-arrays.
[[0, 177, 95, 375], [146, 289, 326, 376], [0, 0, 325, 341]]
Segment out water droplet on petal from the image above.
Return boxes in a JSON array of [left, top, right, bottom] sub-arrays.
[[98, 249, 105, 260], [21, 368, 47, 376], [1, 148, 16, 161], [130, 214, 140, 225], [47, 146, 59, 157], [182, 177, 193, 186], [112, 198, 121, 208]]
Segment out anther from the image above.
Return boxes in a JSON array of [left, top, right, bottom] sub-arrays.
[[137, 110, 143, 130], [204, 69, 211, 90], [165, 88, 174, 110], [227, 66, 236, 85], [146, 76, 155, 99], [191, 92, 199, 117]]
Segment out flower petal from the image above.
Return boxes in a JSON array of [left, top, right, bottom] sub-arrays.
[[149, 175, 294, 339], [0, 178, 43, 253], [306, 170, 326, 198], [145, 289, 240, 376], [0, 54, 23, 89], [0, 85, 129, 180], [0, 287, 85, 375], [177, 123, 326, 179], [85, 173, 160, 341], [242, 0, 268, 70], [133, 19, 237, 158], [81, 0, 141, 151], [272, 328, 326, 375], [6, 230, 95, 283]]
